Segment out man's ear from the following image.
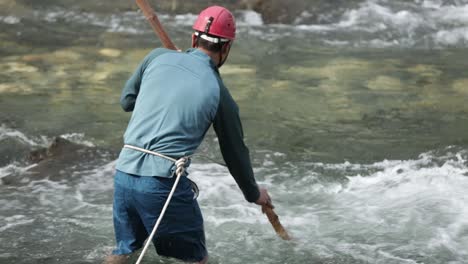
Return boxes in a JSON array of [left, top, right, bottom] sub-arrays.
[[191, 34, 197, 48]]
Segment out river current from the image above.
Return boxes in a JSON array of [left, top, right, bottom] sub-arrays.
[[1, 0, 468, 263]]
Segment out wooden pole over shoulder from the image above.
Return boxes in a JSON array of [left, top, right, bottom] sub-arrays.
[[135, 0, 178, 50]]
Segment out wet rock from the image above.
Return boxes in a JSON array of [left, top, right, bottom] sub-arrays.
[[26, 137, 87, 164], [39, 137, 82, 158], [252, 0, 352, 24], [252, 0, 306, 24], [2, 137, 114, 185], [28, 148, 48, 164]]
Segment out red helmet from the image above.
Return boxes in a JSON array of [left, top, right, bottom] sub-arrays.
[[193, 6, 236, 41]]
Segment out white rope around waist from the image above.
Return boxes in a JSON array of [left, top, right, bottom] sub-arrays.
[[123, 144, 188, 176], [123, 144, 189, 264]]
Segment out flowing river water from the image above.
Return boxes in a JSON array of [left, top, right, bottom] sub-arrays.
[[1, 0, 468, 263]]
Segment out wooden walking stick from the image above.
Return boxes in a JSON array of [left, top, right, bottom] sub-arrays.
[[135, 0, 291, 241], [262, 205, 291, 240]]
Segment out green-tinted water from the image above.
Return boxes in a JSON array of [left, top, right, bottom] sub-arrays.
[[1, 2, 468, 264], [2, 41, 468, 162]]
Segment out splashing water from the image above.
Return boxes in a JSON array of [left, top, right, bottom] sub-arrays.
[[1, 128, 467, 263], [1, 0, 468, 263]]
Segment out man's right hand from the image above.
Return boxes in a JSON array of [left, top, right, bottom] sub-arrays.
[[255, 187, 274, 209]]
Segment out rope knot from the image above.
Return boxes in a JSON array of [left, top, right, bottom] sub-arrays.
[[175, 157, 188, 176]]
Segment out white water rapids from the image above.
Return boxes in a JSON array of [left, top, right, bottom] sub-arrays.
[[1, 0, 468, 262], [1, 128, 467, 263]]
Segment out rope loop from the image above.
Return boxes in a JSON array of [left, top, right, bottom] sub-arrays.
[[175, 157, 188, 176]]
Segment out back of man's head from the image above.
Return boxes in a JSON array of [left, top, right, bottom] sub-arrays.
[[192, 6, 236, 51]]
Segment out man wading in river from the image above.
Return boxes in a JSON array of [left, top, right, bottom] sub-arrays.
[[105, 6, 273, 264]]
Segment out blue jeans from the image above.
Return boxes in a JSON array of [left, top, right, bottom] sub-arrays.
[[112, 170, 206, 262]]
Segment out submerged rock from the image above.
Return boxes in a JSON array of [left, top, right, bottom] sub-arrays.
[[367, 76, 403, 91], [0, 83, 33, 94], [220, 64, 256, 75], [52, 50, 83, 62], [27, 137, 81, 163], [271, 80, 291, 91], [407, 64, 442, 86], [99, 48, 122, 58], [4, 62, 38, 73], [1, 137, 114, 185], [453, 79, 468, 95]]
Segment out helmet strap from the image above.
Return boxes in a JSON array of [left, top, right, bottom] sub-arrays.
[[218, 52, 225, 68], [193, 24, 231, 68], [217, 42, 231, 68]]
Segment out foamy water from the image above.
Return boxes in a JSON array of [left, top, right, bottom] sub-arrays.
[[0, 124, 48, 147], [2, 1, 468, 260], [3, 0, 468, 48], [0, 126, 467, 263], [187, 149, 468, 263]]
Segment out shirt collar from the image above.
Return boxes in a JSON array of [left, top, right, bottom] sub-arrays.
[[185, 48, 219, 73]]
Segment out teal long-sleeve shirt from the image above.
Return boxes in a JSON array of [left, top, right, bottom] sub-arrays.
[[116, 48, 260, 203]]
